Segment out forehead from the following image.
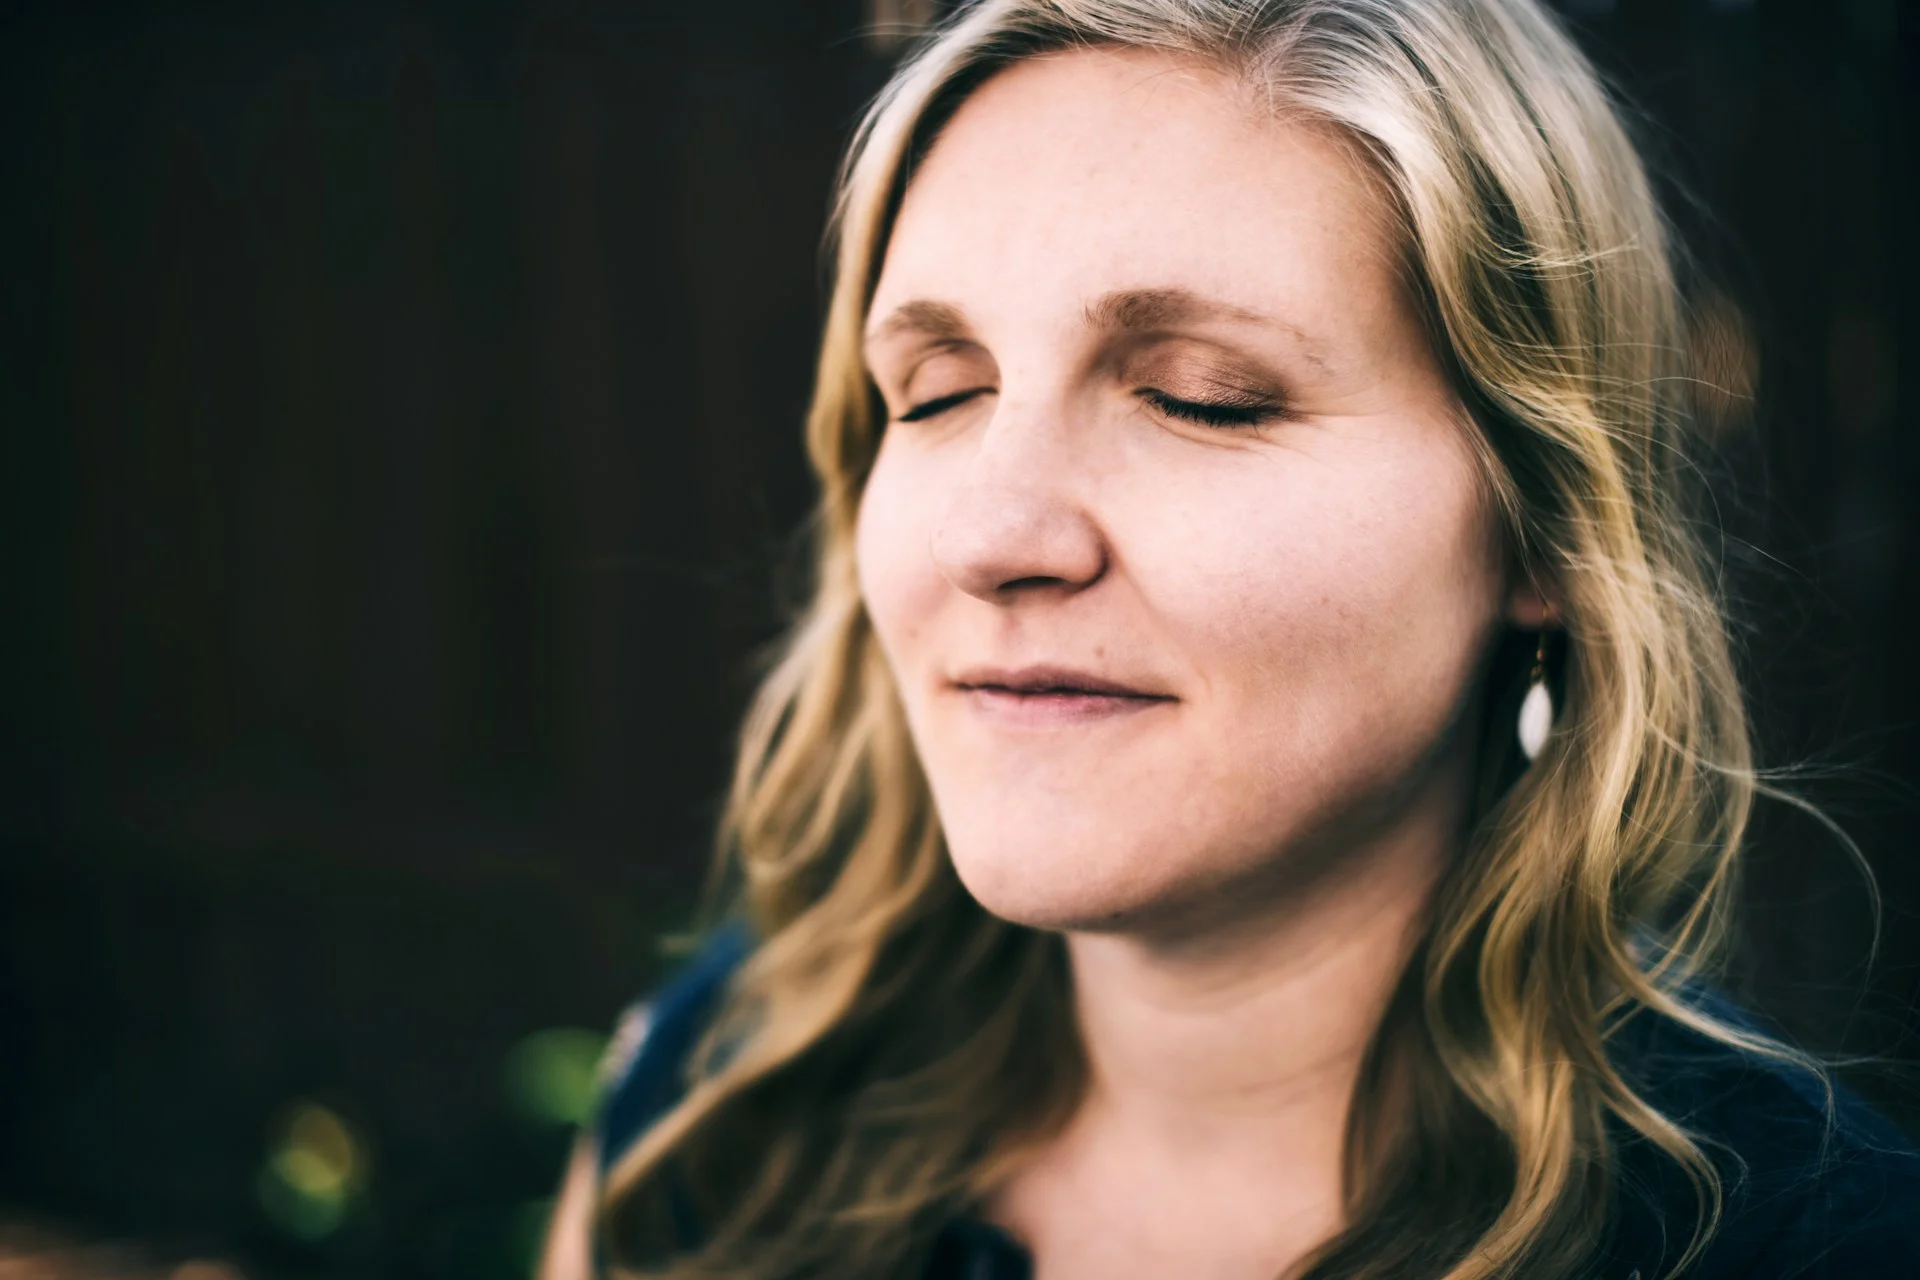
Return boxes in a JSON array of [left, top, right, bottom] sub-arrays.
[[869, 47, 1402, 331]]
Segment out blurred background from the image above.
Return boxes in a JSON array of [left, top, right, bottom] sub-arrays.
[[0, 0, 1912, 1275]]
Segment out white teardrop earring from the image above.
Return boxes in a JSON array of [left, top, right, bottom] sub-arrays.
[[1518, 631, 1554, 762]]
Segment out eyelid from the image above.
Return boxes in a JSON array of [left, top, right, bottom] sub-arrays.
[[895, 338, 986, 386], [1120, 343, 1288, 423], [896, 387, 993, 423], [885, 342, 991, 399]]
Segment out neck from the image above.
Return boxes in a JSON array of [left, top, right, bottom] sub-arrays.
[[984, 814, 1453, 1267], [1064, 817, 1444, 1154], [982, 749, 1476, 1273]]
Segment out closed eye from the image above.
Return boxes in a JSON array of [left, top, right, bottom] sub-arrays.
[[896, 388, 993, 423], [1138, 388, 1284, 429]]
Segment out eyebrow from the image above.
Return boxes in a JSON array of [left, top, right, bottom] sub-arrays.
[[864, 298, 973, 348], [863, 286, 1330, 372], [1083, 286, 1270, 333], [1086, 287, 1331, 374]]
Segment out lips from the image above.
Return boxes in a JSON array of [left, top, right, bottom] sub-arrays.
[[953, 664, 1170, 699], [949, 664, 1175, 725]]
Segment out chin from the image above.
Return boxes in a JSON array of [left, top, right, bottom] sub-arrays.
[[943, 828, 1170, 932]]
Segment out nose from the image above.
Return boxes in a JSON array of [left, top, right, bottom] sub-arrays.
[[927, 407, 1108, 602]]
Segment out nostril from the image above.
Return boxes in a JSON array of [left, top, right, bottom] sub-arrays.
[[997, 574, 1071, 593]]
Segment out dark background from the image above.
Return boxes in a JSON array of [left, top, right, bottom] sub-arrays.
[[0, 0, 1912, 1276]]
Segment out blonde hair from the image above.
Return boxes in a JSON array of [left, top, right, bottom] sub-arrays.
[[601, 2, 1808, 1276]]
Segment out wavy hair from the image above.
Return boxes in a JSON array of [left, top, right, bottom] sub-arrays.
[[600, 2, 1812, 1276]]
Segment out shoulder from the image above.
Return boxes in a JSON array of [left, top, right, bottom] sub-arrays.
[[593, 920, 754, 1177], [1604, 997, 1920, 1279]]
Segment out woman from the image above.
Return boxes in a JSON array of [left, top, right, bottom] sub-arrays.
[[544, 1, 1920, 1276]]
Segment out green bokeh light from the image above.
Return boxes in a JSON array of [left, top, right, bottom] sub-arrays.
[[257, 1099, 366, 1241], [502, 1027, 608, 1127], [257, 1163, 349, 1240]]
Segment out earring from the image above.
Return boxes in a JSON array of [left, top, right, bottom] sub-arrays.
[[1518, 632, 1554, 762]]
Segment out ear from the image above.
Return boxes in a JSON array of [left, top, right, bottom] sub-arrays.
[[1504, 567, 1562, 629]]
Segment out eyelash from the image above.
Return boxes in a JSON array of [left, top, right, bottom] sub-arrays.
[[896, 388, 990, 423], [892, 386, 1282, 429], [1137, 389, 1282, 429]]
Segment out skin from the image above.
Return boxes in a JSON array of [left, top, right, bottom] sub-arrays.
[[540, 1137, 596, 1280], [855, 48, 1552, 1279]]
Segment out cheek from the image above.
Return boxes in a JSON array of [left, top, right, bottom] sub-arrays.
[[1141, 434, 1501, 734], [854, 438, 944, 673]]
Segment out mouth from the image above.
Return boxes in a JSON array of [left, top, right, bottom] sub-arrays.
[[950, 665, 1176, 726]]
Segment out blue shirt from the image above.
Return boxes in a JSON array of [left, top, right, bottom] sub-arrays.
[[593, 926, 1920, 1278]]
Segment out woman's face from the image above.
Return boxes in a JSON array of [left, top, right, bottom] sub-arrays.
[[857, 49, 1539, 936]]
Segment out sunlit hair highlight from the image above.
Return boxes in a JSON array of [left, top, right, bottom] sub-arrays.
[[600, 2, 1819, 1276]]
